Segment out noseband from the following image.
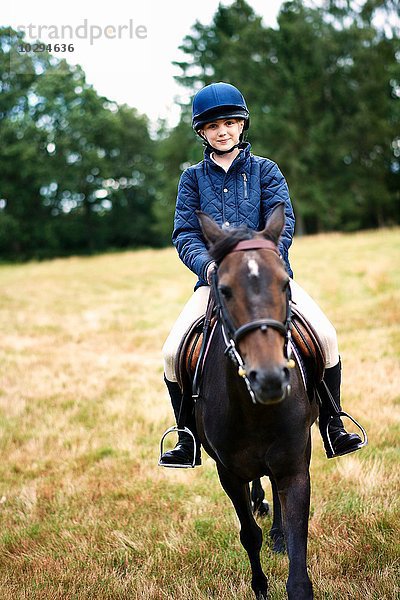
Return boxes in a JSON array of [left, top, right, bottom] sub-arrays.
[[211, 238, 293, 403]]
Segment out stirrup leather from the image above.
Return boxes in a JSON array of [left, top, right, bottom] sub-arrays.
[[325, 411, 368, 458], [158, 426, 197, 469]]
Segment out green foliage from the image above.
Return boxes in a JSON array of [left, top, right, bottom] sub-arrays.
[[152, 119, 203, 244], [0, 27, 158, 259]]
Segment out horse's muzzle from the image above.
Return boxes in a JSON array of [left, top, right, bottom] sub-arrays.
[[248, 366, 291, 405]]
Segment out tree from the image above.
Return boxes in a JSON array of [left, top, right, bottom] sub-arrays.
[[0, 27, 158, 258], [0, 27, 52, 254]]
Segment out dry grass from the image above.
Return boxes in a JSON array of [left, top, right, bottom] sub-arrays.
[[0, 229, 399, 599]]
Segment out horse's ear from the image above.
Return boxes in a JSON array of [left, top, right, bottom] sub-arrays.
[[197, 211, 225, 246], [261, 203, 286, 245]]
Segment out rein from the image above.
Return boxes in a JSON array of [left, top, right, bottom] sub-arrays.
[[211, 238, 294, 403]]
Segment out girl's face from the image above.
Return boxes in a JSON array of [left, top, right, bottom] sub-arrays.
[[200, 118, 244, 151]]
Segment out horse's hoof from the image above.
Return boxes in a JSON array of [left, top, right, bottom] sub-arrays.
[[273, 540, 286, 554], [254, 500, 270, 517], [271, 535, 286, 554], [269, 527, 285, 554], [252, 574, 268, 599]]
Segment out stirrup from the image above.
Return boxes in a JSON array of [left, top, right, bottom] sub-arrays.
[[325, 410, 368, 458], [158, 426, 197, 469]]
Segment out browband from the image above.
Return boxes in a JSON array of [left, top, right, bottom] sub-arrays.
[[231, 239, 279, 255]]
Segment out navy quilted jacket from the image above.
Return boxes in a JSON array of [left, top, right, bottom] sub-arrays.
[[172, 142, 295, 288]]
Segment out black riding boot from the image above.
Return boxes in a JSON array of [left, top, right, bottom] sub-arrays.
[[159, 376, 201, 467], [318, 360, 364, 459]]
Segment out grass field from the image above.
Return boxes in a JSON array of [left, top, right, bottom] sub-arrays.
[[0, 228, 399, 599]]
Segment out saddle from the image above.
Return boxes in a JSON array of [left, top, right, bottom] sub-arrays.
[[175, 313, 217, 392], [176, 304, 325, 397], [290, 306, 326, 390]]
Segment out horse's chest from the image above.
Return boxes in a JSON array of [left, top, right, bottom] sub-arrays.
[[213, 433, 275, 480]]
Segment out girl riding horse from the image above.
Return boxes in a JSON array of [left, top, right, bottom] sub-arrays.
[[160, 82, 365, 467]]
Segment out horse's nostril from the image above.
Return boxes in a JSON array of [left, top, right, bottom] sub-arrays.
[[248, 370, 258, 385]]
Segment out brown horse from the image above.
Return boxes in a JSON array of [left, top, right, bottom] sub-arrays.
[[196, 204, 318, 599]]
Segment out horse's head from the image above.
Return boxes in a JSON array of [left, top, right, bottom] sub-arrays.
[[198, 204, 292, 405]]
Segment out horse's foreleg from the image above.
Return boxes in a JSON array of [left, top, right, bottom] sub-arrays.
[[275, 470, 313, 600], [251, 478, 269, 517], [269, 476, 285, 553], [217, 463, 268, 600]]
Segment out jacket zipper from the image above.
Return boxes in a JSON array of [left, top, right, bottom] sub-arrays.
[[242, 172, 248, 199], [221, 174, 227, 223]]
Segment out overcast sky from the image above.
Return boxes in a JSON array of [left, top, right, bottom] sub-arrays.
[[5, 0, 293, 126]]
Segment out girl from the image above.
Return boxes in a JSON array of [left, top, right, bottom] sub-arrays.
[[160, 82, 365, 467]]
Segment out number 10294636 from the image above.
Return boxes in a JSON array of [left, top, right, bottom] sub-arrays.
[[18, 43, 75, 53]]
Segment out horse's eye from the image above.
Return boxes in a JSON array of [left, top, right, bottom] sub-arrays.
[[219, 285, 232, 300], [283, 279, 290, 292]]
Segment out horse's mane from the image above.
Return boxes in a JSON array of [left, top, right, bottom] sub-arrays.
[[208, 225, 275, 264]]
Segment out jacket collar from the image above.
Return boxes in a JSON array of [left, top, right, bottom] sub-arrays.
[[203, 141, 251, 173]]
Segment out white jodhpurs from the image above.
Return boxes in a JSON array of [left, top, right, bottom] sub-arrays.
[[162, 286, 211, 383], [162, 280, 339, 382], [289, 279, 339, 368]]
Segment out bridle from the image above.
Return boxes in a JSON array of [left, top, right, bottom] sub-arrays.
[[211, 238, 294, 403]]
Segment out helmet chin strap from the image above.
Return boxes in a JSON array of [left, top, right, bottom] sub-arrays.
[[201, 130, 245, 156], [208, 142, 240, 155]]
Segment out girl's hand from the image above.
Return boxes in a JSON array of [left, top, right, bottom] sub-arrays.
[[206, 262, 217, 285]]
